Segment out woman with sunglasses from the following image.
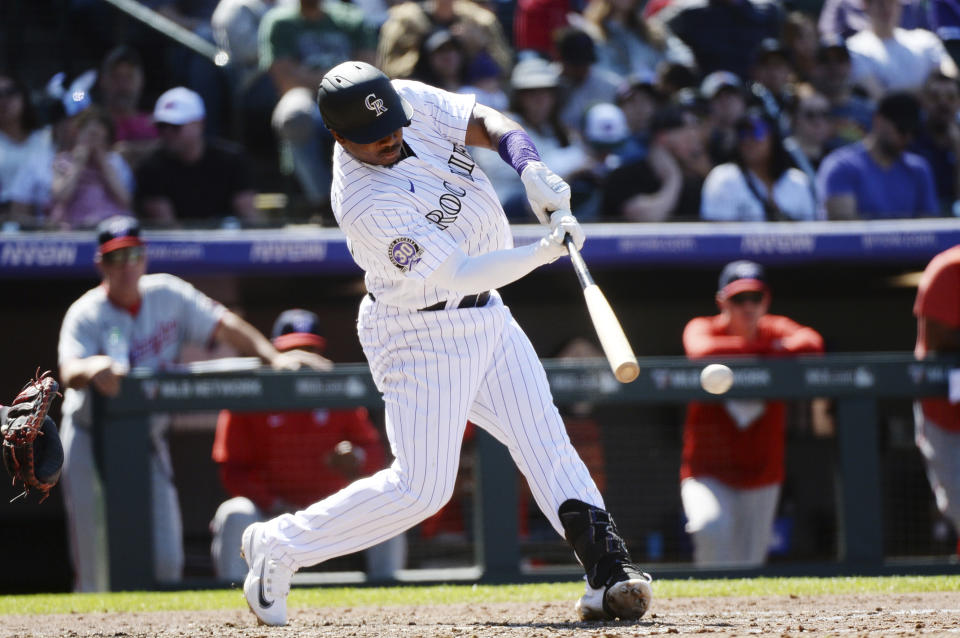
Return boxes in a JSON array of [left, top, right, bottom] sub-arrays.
[[786, 86, 836, 170], [700, 109, 818, 221], [680, 260, 824, 567]]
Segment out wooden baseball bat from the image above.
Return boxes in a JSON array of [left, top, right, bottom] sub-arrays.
[[563, 235, 640, 384]]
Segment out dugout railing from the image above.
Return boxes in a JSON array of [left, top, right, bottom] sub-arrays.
[[93, 353, 960, 590]]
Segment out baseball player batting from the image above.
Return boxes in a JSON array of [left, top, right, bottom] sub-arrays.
[[241, 61, 652, 626]]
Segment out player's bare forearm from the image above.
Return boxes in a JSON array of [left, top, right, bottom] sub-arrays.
[[214, 311, 282, 365], [214, 312, 331, 370], [60, 355, 126, 396], [780, 326, 825, 354], [465, 103, 523, 150], [682, 320, 749, 357], [60, 355, 118, 390]]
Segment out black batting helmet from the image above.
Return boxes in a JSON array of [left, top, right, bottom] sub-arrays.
[[317, 61, 414, 144]]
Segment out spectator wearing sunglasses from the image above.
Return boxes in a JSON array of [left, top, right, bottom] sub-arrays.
[[57, 216, 331, 591], [680, 260, 824, 567], [135, 87, 262, 228], [783, 84, 835, 204], [701, 110, 817, 221], [817, 90, 938, 219], [786, 85, 834, 171]]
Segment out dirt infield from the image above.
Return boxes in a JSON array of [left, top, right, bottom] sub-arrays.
[[3, 592, 957, 637]]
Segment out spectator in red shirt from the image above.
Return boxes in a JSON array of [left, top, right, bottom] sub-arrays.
[[913, 245, 960, 555], [210, 309, 406, 581], [513, 0, 571, 57], [680, 260, 824, 566]]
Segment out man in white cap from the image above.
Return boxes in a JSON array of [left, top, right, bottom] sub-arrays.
[[135, 86, 262, 227]]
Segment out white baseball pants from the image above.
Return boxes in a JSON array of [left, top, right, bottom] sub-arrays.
[[914, 402, 960, 532], [61, 414, 183, 591], [210, 496, 407, 581], [259, 294, 604, 571], [681, 476, 780, 567]]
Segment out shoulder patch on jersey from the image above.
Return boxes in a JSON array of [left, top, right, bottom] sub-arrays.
[[388, 237, 424, 273]]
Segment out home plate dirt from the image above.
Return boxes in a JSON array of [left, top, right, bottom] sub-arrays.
[[2, 592, 958, 637]]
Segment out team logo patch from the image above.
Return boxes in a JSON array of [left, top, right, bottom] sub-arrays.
[[388, 237, 423, 272], [365, 93, 387, 117]]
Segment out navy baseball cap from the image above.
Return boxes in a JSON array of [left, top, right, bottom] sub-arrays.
[[717, 260, 768, 298], [96, 215, 143, 255], [271, 309, 326, 352]]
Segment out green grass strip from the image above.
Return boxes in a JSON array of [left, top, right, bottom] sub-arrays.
[[1, 576, 957, 616]]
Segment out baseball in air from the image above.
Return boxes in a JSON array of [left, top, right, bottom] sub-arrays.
[[700, 363, 734, 395]]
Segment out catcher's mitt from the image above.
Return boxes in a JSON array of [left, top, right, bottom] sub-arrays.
[[1, 371, 63, 502]]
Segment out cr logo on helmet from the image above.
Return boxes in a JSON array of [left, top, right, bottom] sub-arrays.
[[365, 93, 387, 116]]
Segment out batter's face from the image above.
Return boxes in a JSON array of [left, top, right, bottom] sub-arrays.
[[332, 128, 404, 166]]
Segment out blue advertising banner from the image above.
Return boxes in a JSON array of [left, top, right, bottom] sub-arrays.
[[1, 219, 957, 278]]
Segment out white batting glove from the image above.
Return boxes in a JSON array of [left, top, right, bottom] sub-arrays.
[[536, 211, 585, 263], [520, 161, 571, 223], [550, 210, 584, 250]]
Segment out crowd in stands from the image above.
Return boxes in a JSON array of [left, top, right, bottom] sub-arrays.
[[3, 0, 960, 229]]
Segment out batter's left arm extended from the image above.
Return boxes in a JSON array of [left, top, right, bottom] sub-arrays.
[[465, 103, 522, 150], [466, 103, 572, 224]]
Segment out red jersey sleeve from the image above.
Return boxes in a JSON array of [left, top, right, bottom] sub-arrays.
[[915, 247, 960, 330], [683, 316, 750, 357], [212, 410, 274, 509], [760, 315, 825, 355]]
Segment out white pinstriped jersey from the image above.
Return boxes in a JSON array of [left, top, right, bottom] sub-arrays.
[[331, 80, 512, 310]]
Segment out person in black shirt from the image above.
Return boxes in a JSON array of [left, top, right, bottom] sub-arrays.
[[659, 0, 783, 79], [601, 103, 711, 221], [135, 87, 262, 227]]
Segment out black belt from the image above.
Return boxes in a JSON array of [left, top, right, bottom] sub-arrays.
[[368, 290, 491, 312]]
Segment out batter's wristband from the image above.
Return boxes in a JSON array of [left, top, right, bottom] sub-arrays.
[[498, 130, 542, 176]]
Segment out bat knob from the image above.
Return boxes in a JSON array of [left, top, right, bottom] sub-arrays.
[[615, 361, 639, 384]]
